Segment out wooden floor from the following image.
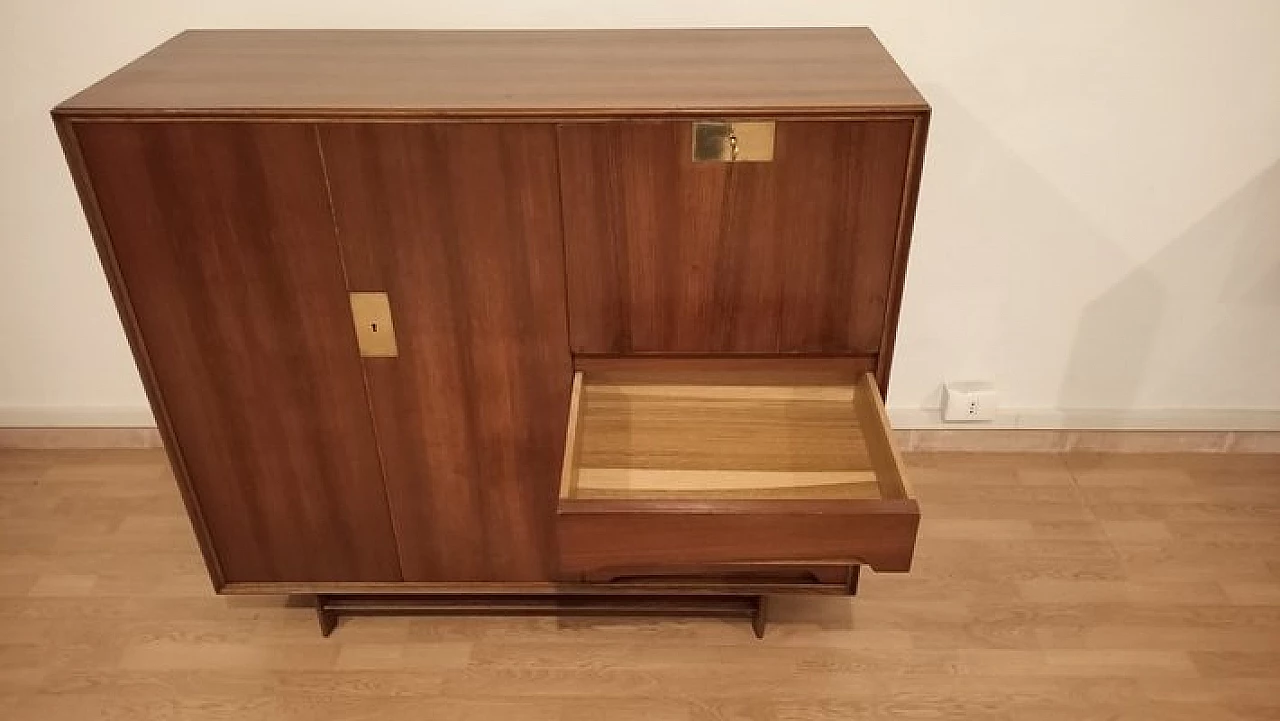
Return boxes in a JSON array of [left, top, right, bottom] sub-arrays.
[[1, 449, 1278, 720]]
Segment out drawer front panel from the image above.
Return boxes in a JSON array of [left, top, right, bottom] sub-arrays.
[[558, 119, 915, 354], [559, 506, 917, 575]]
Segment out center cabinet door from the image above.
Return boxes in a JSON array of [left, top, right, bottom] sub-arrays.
[[320, 124, 572, 582]]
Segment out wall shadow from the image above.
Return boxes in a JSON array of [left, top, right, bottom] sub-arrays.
[[894, 85, 1278, 413], [896, 86, 1142, 410], [1060, 159, 1280, 410]]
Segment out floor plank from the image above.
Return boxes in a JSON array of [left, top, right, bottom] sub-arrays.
[[0, 449, 1277, 719]]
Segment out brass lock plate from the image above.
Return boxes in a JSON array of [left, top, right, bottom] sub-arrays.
[[349, 292, 398, 357], [692, 121, 775, 162]]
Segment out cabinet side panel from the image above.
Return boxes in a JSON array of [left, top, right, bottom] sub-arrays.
[[875, 112, 931, 390], [54, 117, 225, 589], [320, 123, 572, 582], [559, 120, 914, 355], [74, 121, 402, 583]]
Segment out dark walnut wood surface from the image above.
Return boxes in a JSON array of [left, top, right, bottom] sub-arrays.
[[56, 28, 926, 116]]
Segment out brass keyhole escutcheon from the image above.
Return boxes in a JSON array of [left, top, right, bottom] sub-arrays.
[[349, 292, 398, 357], [692, 121, 774, 162]]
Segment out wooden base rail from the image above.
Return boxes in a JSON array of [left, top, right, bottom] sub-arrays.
[[313, 593, 772, 638]]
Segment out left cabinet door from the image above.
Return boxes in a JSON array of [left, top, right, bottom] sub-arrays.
[[70, 122, 402, 584]]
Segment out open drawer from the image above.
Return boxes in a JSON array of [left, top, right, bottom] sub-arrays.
[[556, 360, 920, 576]]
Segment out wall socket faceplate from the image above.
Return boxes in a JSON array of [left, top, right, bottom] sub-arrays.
[[942, 380, 997, 422]]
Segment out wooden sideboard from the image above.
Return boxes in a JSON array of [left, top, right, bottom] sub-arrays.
[[54, 28, 928, 636]]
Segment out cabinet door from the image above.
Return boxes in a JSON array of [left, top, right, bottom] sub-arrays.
[[559, 120, 914, 354], [320, 124, 572, 582], [74, 122, 402, 583]]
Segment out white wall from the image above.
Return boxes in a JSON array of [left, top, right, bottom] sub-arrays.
[[3, 1, 1279, 429]]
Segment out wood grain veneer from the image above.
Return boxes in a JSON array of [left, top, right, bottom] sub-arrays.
[[558, 120, 915, 355], [557, 500, 920, 573], [319, 123, 572, 583], [55, 28, 926, 116], [52, 118, 225, 587], [574, 383, 871, 477], [68, 121, 402, 583], [572, 356, 877, 385], [571, 470, 884, 501], [560, 370, 908, 502], [854, 372, 915, 500]]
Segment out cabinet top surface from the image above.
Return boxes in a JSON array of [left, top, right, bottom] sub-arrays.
[[56, 28, 926, 117]]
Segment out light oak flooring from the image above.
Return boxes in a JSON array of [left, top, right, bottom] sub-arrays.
[[1, 449, 1278, 720]]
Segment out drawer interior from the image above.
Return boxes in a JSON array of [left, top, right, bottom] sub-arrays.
[[560, 366, 911, 504]]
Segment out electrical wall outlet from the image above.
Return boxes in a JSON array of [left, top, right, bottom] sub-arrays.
[[942, 380, 997, 422]]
